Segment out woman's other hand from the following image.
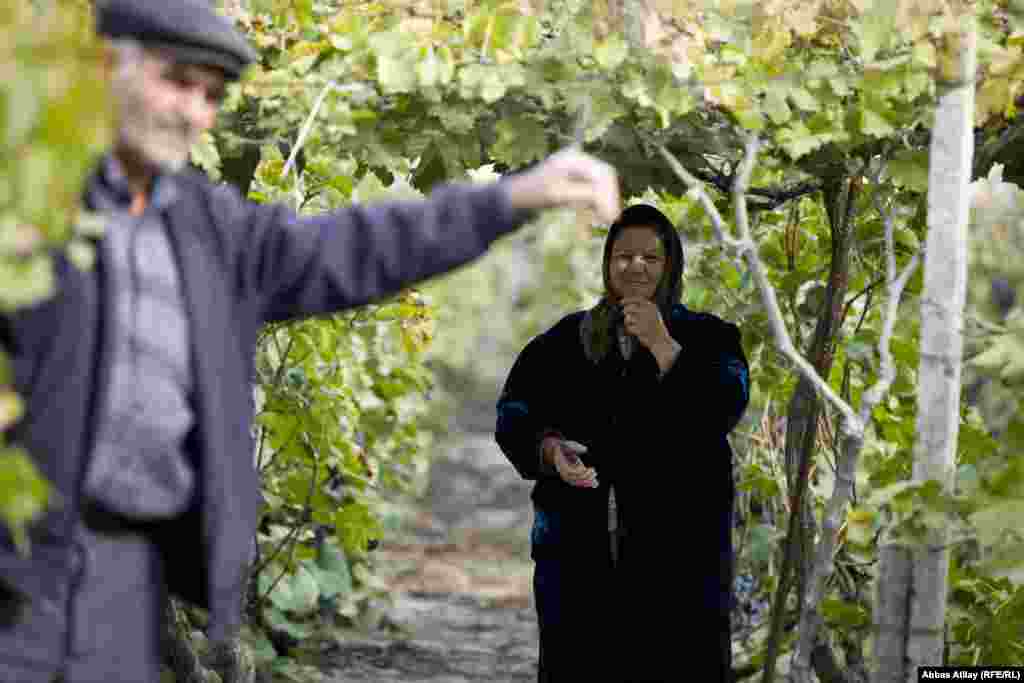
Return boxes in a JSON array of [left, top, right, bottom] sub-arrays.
[[541, 436, 598, 488]]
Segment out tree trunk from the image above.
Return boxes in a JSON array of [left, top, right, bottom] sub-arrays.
[[871, 20, 976, 683], [792, 175, 858, 599], [762, 174, 856, 683], [871, 544, 913, 683], [907, 20, 976, 675]]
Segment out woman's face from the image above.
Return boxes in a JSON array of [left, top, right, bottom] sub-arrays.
[[608, 225, 666, 301]]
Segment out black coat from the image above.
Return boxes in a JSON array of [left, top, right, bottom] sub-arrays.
[[495, 304, 749, 681], [0, 166, 529, 667]]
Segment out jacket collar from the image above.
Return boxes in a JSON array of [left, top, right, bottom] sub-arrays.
[[85, 154, 181, 215]]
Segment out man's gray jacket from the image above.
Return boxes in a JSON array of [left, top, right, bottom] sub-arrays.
[[0, 167, 529, 669]]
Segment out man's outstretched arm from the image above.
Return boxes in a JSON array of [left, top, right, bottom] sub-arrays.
[[221, 148, 619, 322]]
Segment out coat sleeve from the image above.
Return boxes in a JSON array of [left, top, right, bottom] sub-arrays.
[[495, 333, 561, 481], [213, 180, 533, 323], [660, 317, 749, 434]]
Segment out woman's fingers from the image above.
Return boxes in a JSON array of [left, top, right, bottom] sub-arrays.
[[550, 435, 597, 488], [555, 452, 598, 488], [620, 297, 666, 345], [570, 466, 598, 488], [570, 472, 598, 488]]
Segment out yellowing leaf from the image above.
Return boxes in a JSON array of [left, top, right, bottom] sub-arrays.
[[776, 120, 822, 158], [480, 72, 508, 103], [971, 500, 1024, 548], [828, 76, 852, 97], [763, 89, 792, 124], [894, 225, 919, 250], [0, 255, 55, 312], [789, 87, 818, 112], [370, 32, 418, 94], [847, 507, 875, 524], [733, 106, 766, 131], [3, 73, 40, 149], [582, 91, 627, 142], [976, 77, 1014, 126], [855, 7, 895, 63], [493, 116, 548, 167], [785, 1, 819, 37], [377, 54, 417, 93], [733, 104, 765, 132], [751, 21, 791, 63], [860, 107, 896, 138], [328, 34, 353, 51], [190, 131, 221, 182], [594, 34, 629, 70], [352, 171, 388, 203], [66, 239, 95, 273], [416, 45, 442, 88], [0, 447, 53, 556], [0, 391, 22, 431]]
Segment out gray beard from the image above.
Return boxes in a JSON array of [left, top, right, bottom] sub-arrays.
[[119, 123, 192, 174], [113, 84, 194, 175]]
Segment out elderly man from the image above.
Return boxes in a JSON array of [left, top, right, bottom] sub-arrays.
[[0, 0, 620, 681]]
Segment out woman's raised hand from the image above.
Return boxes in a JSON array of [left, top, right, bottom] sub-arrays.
[[621, 296, 682, 373], [621, 297, 670, 349]]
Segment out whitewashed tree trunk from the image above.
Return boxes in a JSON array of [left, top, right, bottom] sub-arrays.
[[872, 544, 913, 683], [907, 19, 976, 676], [871, 20, 976, 683]]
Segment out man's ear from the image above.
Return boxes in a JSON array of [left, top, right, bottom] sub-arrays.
[[100, 41, 118, 80]]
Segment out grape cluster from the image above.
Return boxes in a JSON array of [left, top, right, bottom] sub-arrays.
[[732, 573, 769, 632]]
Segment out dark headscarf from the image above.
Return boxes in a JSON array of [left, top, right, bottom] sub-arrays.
[[581, 204, 685, 363]]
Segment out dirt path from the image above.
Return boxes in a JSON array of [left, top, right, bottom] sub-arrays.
[[321, 423, 541, 683], [322, 591, 536, 682]]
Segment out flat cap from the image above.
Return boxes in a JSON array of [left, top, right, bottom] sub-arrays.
[[96, 0, 257, 80]]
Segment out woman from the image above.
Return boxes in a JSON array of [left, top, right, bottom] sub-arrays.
[[495, 204, 749, 682]]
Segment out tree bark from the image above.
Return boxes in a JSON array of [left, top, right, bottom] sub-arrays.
[[793, 175, 858, 598], [871, 20, 976, 683], [907, 21, 976, 678], [872, 545, 914, 683], [762, 173, 857, 683]]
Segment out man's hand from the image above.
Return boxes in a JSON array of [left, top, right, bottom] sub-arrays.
[[503, 148, 620, 224], [541, 436, 598, 488], [622, 297, 681, 373]]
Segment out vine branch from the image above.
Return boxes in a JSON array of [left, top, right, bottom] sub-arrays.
[[788, 178, 922, 683], [658, 137, 862, 435]]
